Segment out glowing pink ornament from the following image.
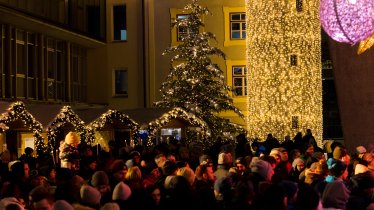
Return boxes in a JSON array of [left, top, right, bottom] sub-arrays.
[[320, 0, 374, 44]]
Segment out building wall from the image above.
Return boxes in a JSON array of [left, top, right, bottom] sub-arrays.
[[87, 0, 145, 110]]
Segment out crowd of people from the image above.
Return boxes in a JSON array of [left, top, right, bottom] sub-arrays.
[[0, 129, 373, 210]]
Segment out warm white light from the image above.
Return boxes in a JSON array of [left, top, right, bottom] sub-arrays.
[[246, 0, 323, 146]]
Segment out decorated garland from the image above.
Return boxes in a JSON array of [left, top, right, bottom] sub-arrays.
[[47, 106, 91, 152], [146, 107, 210, 147], [0, 101, 46, 154], [89, 109, 139, 140]]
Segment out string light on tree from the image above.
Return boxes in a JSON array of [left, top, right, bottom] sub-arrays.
[[245, 0, 323, 146], [154, 0, 244, 142]]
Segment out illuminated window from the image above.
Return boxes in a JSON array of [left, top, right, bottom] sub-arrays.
[[292, 116, 299, 129], [176, 14, 198, 41], [296, 0, 303, 12], [114, 69, 128, 96], [113, 5, 127, 41], [290, 54, 298, 66], [232, 66, 247, 96], [230, 13, 246, 39]]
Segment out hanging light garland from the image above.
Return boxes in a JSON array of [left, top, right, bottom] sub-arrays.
[[246, 0, 323, 146], [47, 106, 90, 152], [0, 101, 46, 154], [320, 0, 374, 45], [89, 109, 139, 142], [146, 107, 210, 147]]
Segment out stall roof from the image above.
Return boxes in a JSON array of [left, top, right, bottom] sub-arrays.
[[72, 105, 110, 124], [121, 108, 173, 127], [26, 103, 64, 130], [0, 101, 12, 114]]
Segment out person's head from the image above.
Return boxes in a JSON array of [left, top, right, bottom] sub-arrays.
[[270, 148, 282, 165], [129, 151, 141, 165], [126, 166, 142, 183], [304, 144, 315, 156], [25, 147, 34, 156], [179, 146, 190, 160], [279, 148, 289, 161], [292, 158, 305, 172], [327, 158, 348, 180], [195, 164, 215, 182], [295, 184, 322, 210], [235, 157, 247, 173], [64, 132, 80, 147], [146, 185, 161, 206], [29, 186, 53, 210], [91, 171, 110, 195], [177, 167, 195, 186], [110, 160, 128, 182], [154, 153, 167, 168]]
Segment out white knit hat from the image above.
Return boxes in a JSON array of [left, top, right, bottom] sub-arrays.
[[112, 182, 132, 201], [100, 202, 120, 210], [80, 185, 101, 206], [53, 200, 74, 210]]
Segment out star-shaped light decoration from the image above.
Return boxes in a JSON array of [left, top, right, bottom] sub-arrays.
[[357, 33, 374, 54]]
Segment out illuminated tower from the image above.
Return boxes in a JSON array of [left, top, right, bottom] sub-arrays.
[[246, 0, 322, 145]]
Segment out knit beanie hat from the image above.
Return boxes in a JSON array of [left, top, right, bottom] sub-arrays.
[[65, 132, 80, 146], [218, 152, 232, 165], [250, 159, 273, 181], [53, 200, 74, 210], [322, 180, 350, 209], [100, 202, 120, 210], [164, 175, 177, 189], [112, 182, 132, 201], [80, 185, 101, 206], [269, 148, 282, 160], [91, 171, 109, 187], [0, 197, 24, 210], [292, 158, 304, 169], [176, 167, 195, 186]]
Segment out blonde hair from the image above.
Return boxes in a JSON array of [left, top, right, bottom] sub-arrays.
[[177, 167, 195, 186], [125, 166, 142, 182]]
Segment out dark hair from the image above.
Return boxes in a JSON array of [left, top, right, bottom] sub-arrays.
[[295, 184, 321, 210]]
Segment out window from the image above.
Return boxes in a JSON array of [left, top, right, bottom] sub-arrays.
[[292, 116, 299, 129], [230, 13, 246, 40], [114, 69, 128, 96], [113, 5, 127, 41], [176, 14, 198, 41], [223, 7, 246, 46], [296, 0, 303, 12], [232, 66, 247, 96], [290, 54, 298, 66], [87, 5, 101, 39]]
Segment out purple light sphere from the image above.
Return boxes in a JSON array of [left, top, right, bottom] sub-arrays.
[[320, 0, 374, 44]]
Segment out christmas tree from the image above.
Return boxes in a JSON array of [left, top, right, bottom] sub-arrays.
[[154, 0, 244, 140]]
